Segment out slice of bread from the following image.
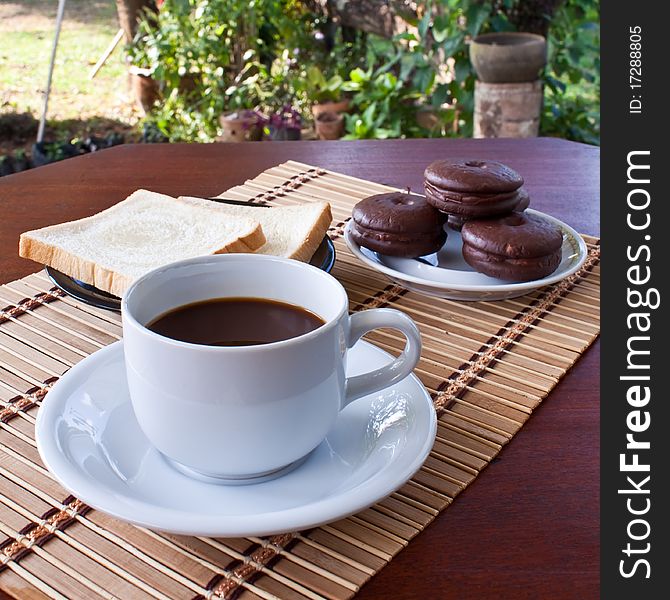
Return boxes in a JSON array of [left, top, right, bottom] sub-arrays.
[[19, 189, 265, 297], [179, 196, 332, 262]]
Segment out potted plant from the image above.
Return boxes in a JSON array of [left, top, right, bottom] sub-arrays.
[[12, 149, 31, 172], [128, 65, 161, 115], [78, 133, 126, 153], [218, 110, 266, 142], [267, 106, 302, 141], [0, 155, 14, 177], [469, 33, 547, 83], [218, 63, 268, 142], [341, 67, 416, 139], [307, 66, 348, 118], [315, 111, 344, 140], [31, 140, 81, 167], [415, 105, 440, 130]]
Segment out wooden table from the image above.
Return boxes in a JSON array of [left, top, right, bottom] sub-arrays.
[[0, 138, 600, 599]]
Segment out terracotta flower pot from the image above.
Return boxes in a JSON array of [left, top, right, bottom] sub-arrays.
[[131, 73, 160, 114], [129, 66, 160, 115], [217, 111, 264, 143], [415, 106, 439, 130], [315, 111, 344, 140], [311, 98, 350, 119], [469, 33, 547, 83]]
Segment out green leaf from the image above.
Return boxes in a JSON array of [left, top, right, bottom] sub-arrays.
[[393, 32, 418, 42], [354, 119, 368, 137], [414, 67, 435, 95], [374, 128, 394, 139], [568, 47, 582, 65], [433, 28, 449, 44], [545, 75, 567, 94], [431, 83, 449, 108], [454, 59, 471, 83], [489, 14, 514, 32], [362, 102, 377, 125], [349, 68, 367, 84], [374, 52, 403, 77], [400, 54, 418, 81], [465, 4, 491, 37], [418, 11, 432, 39], [432, 15, 451, 43], [441, 34, 464, 58]]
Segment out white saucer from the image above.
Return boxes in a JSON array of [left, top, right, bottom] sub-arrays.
[[344, 209, 587, 301], [36, 340, 436, 537]]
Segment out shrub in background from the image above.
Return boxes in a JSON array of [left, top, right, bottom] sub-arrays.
[[129, 0, 316, 141], [130, 0, 600, 144], [541, 0, 600, 145]]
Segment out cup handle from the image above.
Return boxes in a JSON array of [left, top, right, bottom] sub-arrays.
[[343, 308, 422, 408]]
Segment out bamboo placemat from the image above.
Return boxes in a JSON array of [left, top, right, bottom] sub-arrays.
[[0, 161, 600, 599]]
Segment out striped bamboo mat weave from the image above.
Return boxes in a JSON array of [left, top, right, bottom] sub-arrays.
[[0, 161, 600, 599]]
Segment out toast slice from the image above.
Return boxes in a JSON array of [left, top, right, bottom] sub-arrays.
[[19, 189, 265, 297], [179, 196, 332, 262]]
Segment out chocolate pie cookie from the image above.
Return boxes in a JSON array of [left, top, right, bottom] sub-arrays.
[[461, 212, 563, 281], [424, 159, 524, 218], [351, 192, 447, 257], [446, 186, 531, 232]]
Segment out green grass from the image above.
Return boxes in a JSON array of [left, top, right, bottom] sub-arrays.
[[0, 31, 127, 116], [0, 1, 138, 152]]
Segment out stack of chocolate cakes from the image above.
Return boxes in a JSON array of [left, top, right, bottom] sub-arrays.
[[350, 159, 564, 283]]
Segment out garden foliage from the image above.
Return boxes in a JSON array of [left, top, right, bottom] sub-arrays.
[[131, 0, 600, 144]]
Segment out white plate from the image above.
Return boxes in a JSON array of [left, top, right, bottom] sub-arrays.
[[344, 208, 587, 301], [36, 340, 436, 537]]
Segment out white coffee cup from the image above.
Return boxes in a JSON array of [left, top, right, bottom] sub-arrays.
[[122, 254, 421, 483]]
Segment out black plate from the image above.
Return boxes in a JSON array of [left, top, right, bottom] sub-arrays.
[[46, 236, 336, 312]]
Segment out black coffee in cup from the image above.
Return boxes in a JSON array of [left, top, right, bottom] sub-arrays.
[[147, 297, 325, 346]]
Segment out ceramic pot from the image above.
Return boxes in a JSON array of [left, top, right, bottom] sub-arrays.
[[415, 106, 439, 130], [469, 32, 547, 83], [311, 98, 350, 119], [218, 111, 264, 142], [315, 111, 344, 140], [129, 67, 160, 114]]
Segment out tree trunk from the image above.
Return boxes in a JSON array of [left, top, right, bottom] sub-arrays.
[[115, 0, 157, 43], [116, 1, 159, 114], [311, 0, 416, 38], [317, 1, 564, 40]]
